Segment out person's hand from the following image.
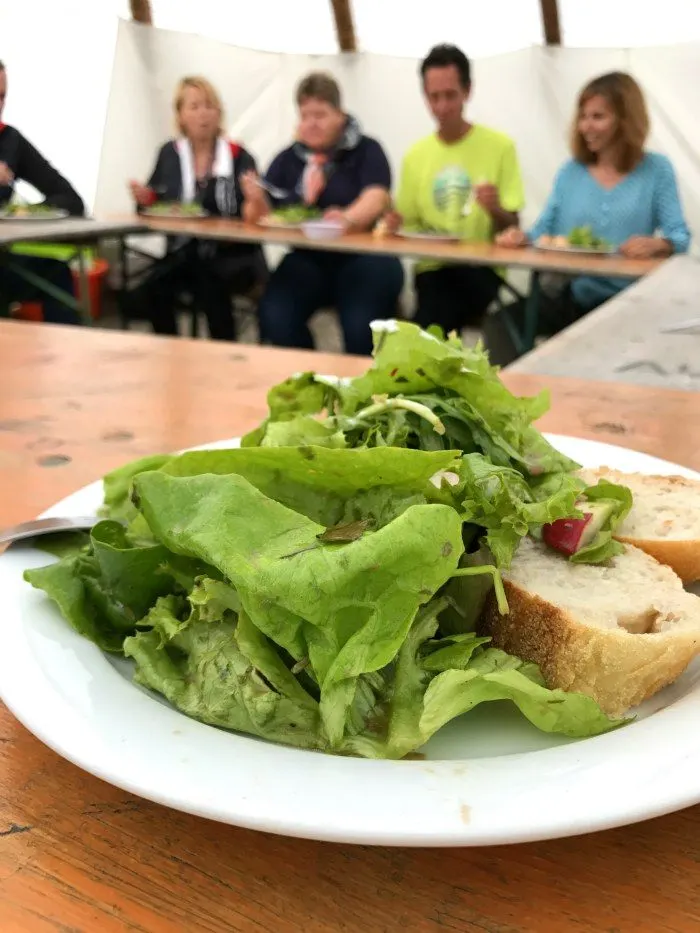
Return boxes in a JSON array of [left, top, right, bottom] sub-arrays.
[[129, 180, 154, 207], [619, 236, 666, 259], [323, 207, 351, 229], [240, 170, 266, 205], [474, 182, 500, 214], [382, 210, 403, 234], [0, 161, 14, 186], [496, 226, 528, 248]]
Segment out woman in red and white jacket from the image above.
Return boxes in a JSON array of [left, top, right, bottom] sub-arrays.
[[129, 76, 267, 341]]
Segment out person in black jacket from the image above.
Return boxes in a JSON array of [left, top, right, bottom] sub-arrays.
[[0, 60, 85, 325], [129, 76, 267, 340]]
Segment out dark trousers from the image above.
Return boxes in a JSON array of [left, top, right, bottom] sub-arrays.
[[415, 265, 502, 333], [139, 246, 266, 341], [258, 250, 405, 356], [0, 255, 81, 325]]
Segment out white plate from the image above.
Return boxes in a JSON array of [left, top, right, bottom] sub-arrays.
[[534, 243, 615, 255], [0, 209, 69, 222], [1, 434, 700, 847], [396, 229, 461, 242]]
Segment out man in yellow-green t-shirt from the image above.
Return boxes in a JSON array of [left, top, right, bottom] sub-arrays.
[[389, 44, 525, 333]]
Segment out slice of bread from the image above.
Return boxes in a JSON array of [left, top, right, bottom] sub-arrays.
[[479, 537, 700, 716], [578, 467, 700, 584]]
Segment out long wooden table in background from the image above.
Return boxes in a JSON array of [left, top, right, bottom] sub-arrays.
[[1, 319, 700, 932], [130, 213, 663, 279]]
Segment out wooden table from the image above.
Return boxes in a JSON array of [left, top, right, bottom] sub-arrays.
[[114, 214, 664, 354], [127, 214, 662, 279], [2, 319, 700, 933]]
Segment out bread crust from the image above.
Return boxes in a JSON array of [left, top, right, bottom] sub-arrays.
[[479, 544, 700, 717]]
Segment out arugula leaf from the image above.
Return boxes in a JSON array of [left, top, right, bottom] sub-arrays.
[[458, 453, 582, 567], [245, 321, 578, 478]]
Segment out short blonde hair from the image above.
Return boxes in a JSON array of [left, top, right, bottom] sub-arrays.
[[174, 76, 225, 136], [571, 72, 649, 173]]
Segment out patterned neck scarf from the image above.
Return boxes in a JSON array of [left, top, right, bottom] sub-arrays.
[[301, 153, 329, 205], [293, 114, 362, 205]]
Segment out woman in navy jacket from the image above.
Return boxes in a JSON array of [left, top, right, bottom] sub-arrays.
[[242, 72, 403, 356]]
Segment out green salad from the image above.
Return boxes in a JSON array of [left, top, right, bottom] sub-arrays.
[[145, 201, 207, 217], [268, 205, 321, 225], [568, 225, 610, 250], [25, 321, 632, 758], [0, 203, 62, 217]]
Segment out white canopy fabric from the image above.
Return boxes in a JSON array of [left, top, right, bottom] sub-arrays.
[[118, 0, 700, 55]]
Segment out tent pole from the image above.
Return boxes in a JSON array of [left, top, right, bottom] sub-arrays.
[[329, 0, 357, 52], [129, 0, 153, 25], [539, 0, 561, 45]]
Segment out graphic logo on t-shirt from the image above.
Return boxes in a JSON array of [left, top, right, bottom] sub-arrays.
[[433, 165, 471, 217]]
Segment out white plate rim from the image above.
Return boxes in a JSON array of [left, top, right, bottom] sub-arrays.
[[534, 242, 616, 255], [1, 433, 700, 847], [396, 229, 462, 242]]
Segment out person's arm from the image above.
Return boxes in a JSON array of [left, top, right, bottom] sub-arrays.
[[620, 157, 690, 259], [653, 156, 690, 254], [241, 150, 293, 224], [490, 139, 524, 233], [14, 132, 84, 216], [329, 139, 391, 231], [527, 167, 566, 242], [394, 151, 420, 229], [234, 147, 257, 219], [130, 145, 171, 211]]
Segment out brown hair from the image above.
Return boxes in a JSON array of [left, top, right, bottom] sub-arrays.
[[173, 76, 224, 136], [571, 72, 649, 173], [296, 72, 342, 110]]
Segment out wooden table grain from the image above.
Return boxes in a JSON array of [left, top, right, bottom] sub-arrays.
[[1, 319, 700, 933], [117, 214, 663, 279]]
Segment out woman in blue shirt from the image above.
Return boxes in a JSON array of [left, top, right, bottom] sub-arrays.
[[497, 71, 690, 325], [242, 72, 403, 356]]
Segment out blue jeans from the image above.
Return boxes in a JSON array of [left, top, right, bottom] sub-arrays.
[[0, 255, 81, 325], [258, 250, 404, 356]]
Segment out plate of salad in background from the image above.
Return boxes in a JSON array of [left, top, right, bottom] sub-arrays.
[[536, 226, 615, 254], [0, 203, 69, 221], [259, 206, 322, 228], [143, 202, 209, 219]]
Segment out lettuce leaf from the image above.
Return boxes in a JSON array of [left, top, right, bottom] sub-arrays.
[[420, 648, 626, 740], [132, 470, 464, 747], [569, 479, 634, 564], [125, 594, 323, 751]]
